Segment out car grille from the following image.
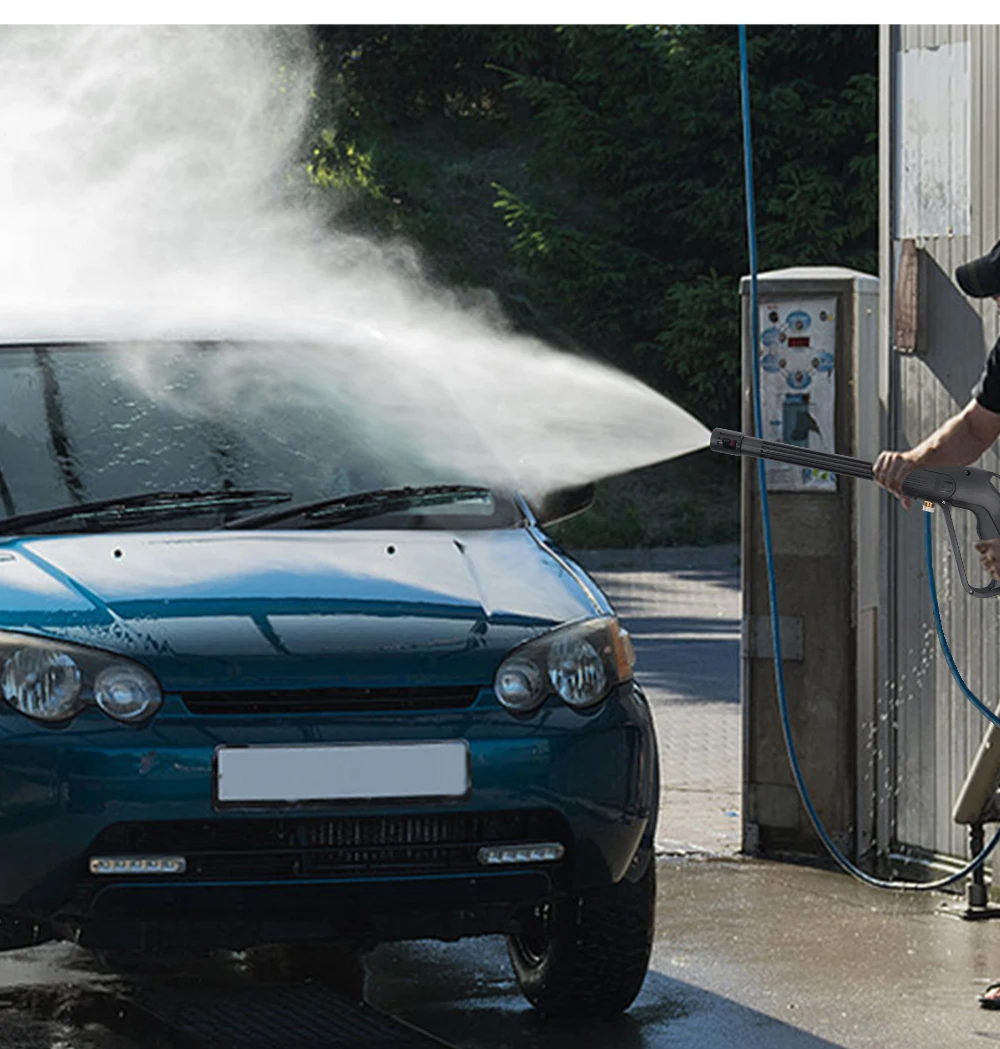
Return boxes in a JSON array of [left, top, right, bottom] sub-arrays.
[[180, 685, 481, 715], [88, 810, 567, 881]]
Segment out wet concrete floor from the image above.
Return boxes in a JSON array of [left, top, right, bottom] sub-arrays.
[[367, 855, 1000, 1049], [5, 856, 1000, 1049]]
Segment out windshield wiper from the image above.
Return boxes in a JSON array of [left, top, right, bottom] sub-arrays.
[[0, 489, 294, 535], [225, 484, 494, 531]]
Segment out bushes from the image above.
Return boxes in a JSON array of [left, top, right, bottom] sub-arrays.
[[307, 25, 876, 431], [304, 26, 876, 545], [548, 450, 741, 549]]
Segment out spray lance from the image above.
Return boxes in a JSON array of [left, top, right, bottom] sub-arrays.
[[709, 421, 1000, 894], [710, 428, 1000, 598]]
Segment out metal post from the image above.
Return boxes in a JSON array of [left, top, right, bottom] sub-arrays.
[[969, 823, 988, 910]]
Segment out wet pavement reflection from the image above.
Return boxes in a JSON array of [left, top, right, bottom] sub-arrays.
[[365, 856, 1000, 1049], [3, 856, 1000, 1048]]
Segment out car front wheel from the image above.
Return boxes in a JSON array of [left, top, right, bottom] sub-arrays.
[[506, 859, 655, 1017]]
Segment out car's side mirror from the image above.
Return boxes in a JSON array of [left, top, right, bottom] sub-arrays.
[[527, 483, 596, 526]]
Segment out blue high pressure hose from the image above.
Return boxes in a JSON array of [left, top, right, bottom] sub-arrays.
[[738, 26, 1000, 889], [927, 521, 1000, 731]]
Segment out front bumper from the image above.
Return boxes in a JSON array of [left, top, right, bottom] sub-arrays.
[[0, 683, 657, 945]]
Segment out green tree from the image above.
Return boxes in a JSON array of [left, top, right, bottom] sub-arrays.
[[490, 25, 877, 424], [307, 25, 877, 429]]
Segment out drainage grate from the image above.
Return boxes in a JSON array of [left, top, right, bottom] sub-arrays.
[[133, 986, 454, 1048]]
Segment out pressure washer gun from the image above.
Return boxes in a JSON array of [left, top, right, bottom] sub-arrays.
[[711, 427, 1000, 598]]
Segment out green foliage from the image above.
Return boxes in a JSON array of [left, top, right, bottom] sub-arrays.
[[302, 26, 877, 543], [548, 450, 740, 549], [488, 26, 877, 423]]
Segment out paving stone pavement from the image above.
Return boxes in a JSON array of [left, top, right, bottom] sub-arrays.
[[576, 546, 741, 856]]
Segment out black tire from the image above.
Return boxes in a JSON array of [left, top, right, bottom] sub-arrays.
[[506, 859, 656, 1018]]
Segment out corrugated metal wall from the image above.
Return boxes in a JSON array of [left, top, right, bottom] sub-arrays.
[[884, 25, 1000, 861]]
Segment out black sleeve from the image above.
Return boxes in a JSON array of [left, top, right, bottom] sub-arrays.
[[972, 336, 1000, 415]]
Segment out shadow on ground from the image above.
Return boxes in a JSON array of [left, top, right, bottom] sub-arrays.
[[582, 549, 741, 704], [365, 935, 845, 1049], [629, 626, 739, 702]]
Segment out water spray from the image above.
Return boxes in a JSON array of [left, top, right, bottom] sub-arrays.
[[0, 26, 709, 498]]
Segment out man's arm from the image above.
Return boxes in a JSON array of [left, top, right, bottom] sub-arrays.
[[873, 399, 1000, 506], [907, 399, 1000, 467]]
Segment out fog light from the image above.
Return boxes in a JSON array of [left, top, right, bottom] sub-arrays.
[[89, 855, 186, 875], [477, 842, 565, 866]]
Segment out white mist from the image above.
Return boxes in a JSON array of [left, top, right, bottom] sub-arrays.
[[0, 25, 708, 495]]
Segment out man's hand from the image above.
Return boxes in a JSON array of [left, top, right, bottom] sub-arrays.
[[976, 538, 1000, 581], [873, 450, 919, 509]]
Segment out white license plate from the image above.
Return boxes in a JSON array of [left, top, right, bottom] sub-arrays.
[[215, 741, 469, 805]]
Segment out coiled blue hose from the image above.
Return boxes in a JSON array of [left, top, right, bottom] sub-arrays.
[[738, 25, 1000, 889]]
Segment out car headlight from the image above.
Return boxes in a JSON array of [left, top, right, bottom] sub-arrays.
[[94, 664, 163, 723], [494, 617, 635, 713], [0, 632, 162, 725]]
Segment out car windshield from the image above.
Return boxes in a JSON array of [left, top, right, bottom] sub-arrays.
[[0, 340, 520, 534]]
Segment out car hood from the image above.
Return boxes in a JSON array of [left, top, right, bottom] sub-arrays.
[[0, 529, 607, 690]]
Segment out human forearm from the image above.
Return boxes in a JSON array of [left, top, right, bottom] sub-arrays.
[[904, 408, 992, 468], [873, 400, 1000, 506]]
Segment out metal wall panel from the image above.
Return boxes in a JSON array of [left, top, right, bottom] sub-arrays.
[[885, 25, 1000, 863], [895, 40, 970, 239]]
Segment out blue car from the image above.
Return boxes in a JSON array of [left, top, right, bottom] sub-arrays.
[[0, 337, 658, 1016]]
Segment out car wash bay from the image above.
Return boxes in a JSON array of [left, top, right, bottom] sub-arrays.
[[364, 546, 1000, 1049], [6, 543, 1000, 1049], [9, 23, 1000, 1049], [0, 544, 747, 1049]]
